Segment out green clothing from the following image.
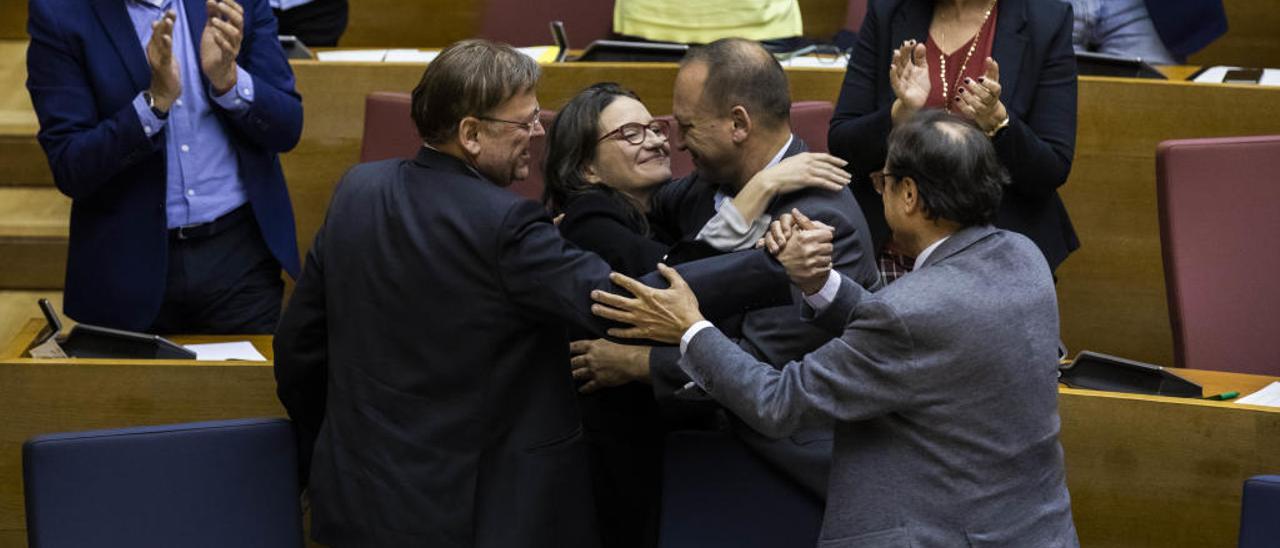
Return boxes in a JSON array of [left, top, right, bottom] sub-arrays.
[[614, 0, 803, 43]]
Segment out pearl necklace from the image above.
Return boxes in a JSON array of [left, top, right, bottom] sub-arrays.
[[938, 0, 998, 113]]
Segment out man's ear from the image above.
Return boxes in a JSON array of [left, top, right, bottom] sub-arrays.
[[729, 105, 752, 144], [899, 176, 921, 215], [459, 117, 483, 157]]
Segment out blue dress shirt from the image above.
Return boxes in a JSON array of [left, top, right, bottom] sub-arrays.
[[126, 0, 254, 228]]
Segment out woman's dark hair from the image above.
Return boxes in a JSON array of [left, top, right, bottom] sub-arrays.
[[885, 110, 1010, 227], [542, 82, 651, 234]]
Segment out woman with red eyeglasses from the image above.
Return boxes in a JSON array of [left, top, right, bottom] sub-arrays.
[[542, 82, 845, 548]]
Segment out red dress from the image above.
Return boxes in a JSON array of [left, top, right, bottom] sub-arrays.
[[924, 8, 999, 110]]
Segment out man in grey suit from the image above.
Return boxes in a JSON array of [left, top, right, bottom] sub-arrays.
[[593, 110, 1079, 547]]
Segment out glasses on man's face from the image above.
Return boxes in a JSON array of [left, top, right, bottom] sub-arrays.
[[598, 119, 670, 145], [478, 109, 543, 134], [870, 170, 896, 195]]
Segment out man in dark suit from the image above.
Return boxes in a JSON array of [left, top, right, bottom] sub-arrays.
[[26, 0, 302, 333], [569, 38, 880, 498], [273, 39, 791, 547], [595, 110, 1079, 547]]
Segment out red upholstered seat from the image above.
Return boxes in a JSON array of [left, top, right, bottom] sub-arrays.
[[790, 100, 834, 154], [478, 0, 614, 48], [845, 0, 869, 33], [1156, 135, 1280, 375], [358, 92, 552, 201]]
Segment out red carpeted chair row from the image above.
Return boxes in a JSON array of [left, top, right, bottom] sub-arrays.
[[359, 91, 834, 203]]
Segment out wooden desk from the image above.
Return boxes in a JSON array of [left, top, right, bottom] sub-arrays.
[[0, 320, 283, 547], [1060, 368, 1280, 547], [1, 322, 1278, 547]]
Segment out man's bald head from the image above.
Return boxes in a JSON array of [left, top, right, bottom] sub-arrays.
[[679, 38, 791, 130]]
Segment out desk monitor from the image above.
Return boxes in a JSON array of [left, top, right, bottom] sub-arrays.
[[36, 299, 196, 360], [550, 21, 568, 63], [576, 40, 688, 63], [279, 35, 313, 60], [1059, 350, 1202, 398], [1075, 51, 1166, 79]]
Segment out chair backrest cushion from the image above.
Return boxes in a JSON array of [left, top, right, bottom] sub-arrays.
[[1239, 475, 1280, 548], [1157, 135, 1280, 374], [23, 418, 301, 548]]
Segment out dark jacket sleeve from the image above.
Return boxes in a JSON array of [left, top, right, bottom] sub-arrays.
[[215, 0, 303, 153], [496, 200, 791, 339], [559, 193, 669, 278], [827, 1, 895, 184], [26, 1, 163, 200], [273, 227, 328, 487], [991, 6, 1077, 200]]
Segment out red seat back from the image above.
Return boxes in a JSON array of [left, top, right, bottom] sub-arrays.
[[478, 0, 615, 47], [358, 92, 552, 202], [790, 101, 834, 153], [1156, 135, 1280, 374]]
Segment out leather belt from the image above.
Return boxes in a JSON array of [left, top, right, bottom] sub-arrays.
[[171, 204, 253, 240]]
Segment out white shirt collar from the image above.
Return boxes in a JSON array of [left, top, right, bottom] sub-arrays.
[[133, 0, 167, 8], [766, 134, 795, 170], [713, 134, 794, 208], [912, 235, 950, 271]]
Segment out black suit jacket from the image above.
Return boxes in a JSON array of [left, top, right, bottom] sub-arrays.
[[829, 0, 1080, 271], [274, 148, 789, 547]]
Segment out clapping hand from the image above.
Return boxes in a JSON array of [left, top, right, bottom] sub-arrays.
[[201, 0, 245, 95], [146, 11, 180, 112], [764, 209, 835, 295], [589, 264, 705, 345], [955, 58, 1008, 134], [890, 39, 930, 124]]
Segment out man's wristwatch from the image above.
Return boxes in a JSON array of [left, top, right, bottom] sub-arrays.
[[986, 115, 1010, 138], [143, 90, 169, 119]]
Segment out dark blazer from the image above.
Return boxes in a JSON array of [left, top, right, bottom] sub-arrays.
[[681, 226, 1079, 547], [558, 189, 673, 278], [646, 136, 880, 497], [1145, 0, 1227, 58], [26, 0, 302, 330], [829, 0, 1079, 271], [274, 147, 790, 547]]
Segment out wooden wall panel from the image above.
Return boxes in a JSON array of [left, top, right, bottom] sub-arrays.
[[1057, 78, 1280, 367], [1189, 0, 1280, 68]]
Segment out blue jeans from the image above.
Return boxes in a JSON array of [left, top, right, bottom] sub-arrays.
[[1066, 0, 1179, 64]]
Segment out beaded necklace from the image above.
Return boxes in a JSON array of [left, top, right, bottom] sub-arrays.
[[937, 0, 998, 112]]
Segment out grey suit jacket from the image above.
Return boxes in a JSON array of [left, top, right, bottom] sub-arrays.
[[681, 226, 1078, 547]]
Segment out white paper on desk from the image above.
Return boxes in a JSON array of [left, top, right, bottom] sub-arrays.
[[384, 49, 440, 63], [777, 55, 848, 69], [183, 341, 268, 362], [1236, 382, 1280, 407], [1191, 66, 1280, 86], [316, 49, 390, 62]]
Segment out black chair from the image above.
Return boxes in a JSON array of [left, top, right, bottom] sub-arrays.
[[23, 418, 302, 548]]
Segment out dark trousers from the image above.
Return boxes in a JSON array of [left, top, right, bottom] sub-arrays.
[[149, 206, 283, 335], [273, 0, 349, 47]]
